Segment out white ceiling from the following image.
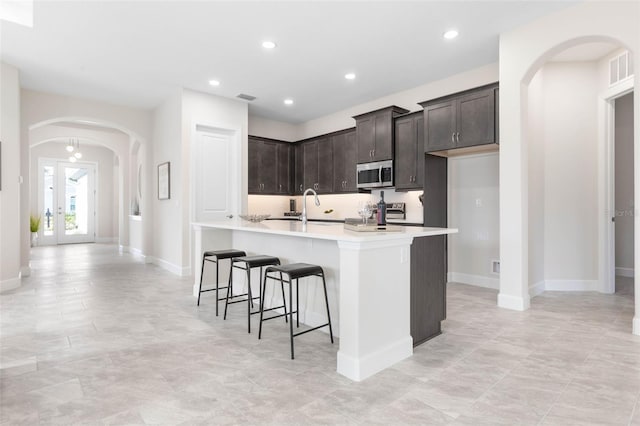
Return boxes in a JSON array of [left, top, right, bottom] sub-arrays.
[[1, 1, 580, 124]]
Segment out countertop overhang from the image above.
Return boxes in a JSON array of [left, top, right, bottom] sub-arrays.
[[192, 219, 457, 243]]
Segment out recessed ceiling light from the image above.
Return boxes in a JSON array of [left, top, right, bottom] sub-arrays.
[[443, 29, 459, 40], [284, 99, 294, 105], [208, 80, 220, 87], [345, 73, 356, 80], [262, 41, 277, 49]]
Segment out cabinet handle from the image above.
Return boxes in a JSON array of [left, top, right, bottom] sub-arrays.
[[451, 133, 455, 144], [456, 132, 460, 143], [279, 184, 282, 191], [372, 149, 375, 157], [299, 184, 303, 192]]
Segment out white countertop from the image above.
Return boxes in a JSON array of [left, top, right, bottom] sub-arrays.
[[193, 219, 457, 242]]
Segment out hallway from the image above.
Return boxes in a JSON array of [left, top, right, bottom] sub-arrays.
[[1, 244, 639, 425]]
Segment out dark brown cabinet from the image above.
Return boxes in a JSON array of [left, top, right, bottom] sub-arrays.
[[394, 112, 424, 190], [420, 83, 498, 153], [293, 143, 304, 195], [302, 137, 333, 193], [354, 106, 409, 163], [248, 137, 292, 195], [331, 129, 357, 193], [411, 154, 448, 346]]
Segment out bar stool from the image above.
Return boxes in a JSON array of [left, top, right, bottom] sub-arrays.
[[259, 263, 334, 359], [197, 249, 247, 315], [225, 255, 283, 333]]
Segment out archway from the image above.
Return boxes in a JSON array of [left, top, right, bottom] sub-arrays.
[[497, 1, 639, 335]]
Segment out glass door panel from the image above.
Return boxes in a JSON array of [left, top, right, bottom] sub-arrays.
[[56, 162, 95, 244]]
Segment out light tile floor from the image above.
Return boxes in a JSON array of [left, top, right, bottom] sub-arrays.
[[1, 244, 639, 425]]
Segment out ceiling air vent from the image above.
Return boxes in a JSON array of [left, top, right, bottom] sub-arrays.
[[236, 93, 256, 101]]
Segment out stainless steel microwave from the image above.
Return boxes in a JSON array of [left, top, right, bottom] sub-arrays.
[[356, 160, 393, 189]]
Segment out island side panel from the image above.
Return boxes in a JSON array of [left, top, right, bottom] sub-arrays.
[[336, 238, 413, 382]]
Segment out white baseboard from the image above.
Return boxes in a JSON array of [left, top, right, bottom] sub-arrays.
[[544, 279, 599, 292], [129, 247, 146, 258], [151, 256, 191, 277], [20, 266, 31, 278], [448, 272, 499, 290], [0, 276, 21, 293], [119, 245, 129, 254], [337, 336, 413, 382], [497, 292, 530, 311], [95, 237, 117, 244], [633, 316, 640, 336], [616, 267, 635, 278], [529, 281, 546, 298]]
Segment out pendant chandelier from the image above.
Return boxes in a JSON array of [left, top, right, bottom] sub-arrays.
[[65, 138, 82, 162]]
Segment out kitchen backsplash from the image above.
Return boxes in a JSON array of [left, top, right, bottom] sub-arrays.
[[248, 189, 424, 223]]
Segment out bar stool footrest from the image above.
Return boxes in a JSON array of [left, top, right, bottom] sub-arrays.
[[293, 323, 330, 337], [261, 309, 297, 322]]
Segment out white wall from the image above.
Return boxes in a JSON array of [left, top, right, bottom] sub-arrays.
[[526, 62, 600, 293], [0, 62, 22, 291], [448, 153, 500, 289], [29, 141, 117, 241], [498, 0, 639, 325], [151, 91, 182, 272], [248, 115, 298, 142], [615, 92, 634, 274]]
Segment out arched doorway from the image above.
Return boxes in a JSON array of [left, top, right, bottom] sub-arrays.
[[497, 1, 639, 335]]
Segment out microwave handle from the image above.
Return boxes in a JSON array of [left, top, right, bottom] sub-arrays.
[[378, 167, 383, 184]]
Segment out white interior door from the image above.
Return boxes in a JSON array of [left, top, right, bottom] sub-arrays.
[[193, 126, 240, 222], [56, 162, 96, 244]]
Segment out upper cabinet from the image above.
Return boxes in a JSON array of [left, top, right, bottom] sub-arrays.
[[419, 83, 498, 154], [353, 106, 409, 163], [302, 137, 334, 193], [248, 136, 292, 195], [394, 112, 424, 191], [332, 129, 357, 193]]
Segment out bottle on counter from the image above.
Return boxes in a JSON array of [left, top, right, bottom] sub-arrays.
[[376, 191, 387, 226]]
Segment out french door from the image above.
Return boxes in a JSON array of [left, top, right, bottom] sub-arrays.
[[39, 160, 96, 245]]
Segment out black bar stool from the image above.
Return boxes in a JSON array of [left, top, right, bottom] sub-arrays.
[[259, 263, 334, 359], [225, 255, 283, 333], [197, 249, 247, 315]]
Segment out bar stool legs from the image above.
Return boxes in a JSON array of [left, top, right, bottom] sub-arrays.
[[197, 250, 246, 316], [260, 263, 334, 359]]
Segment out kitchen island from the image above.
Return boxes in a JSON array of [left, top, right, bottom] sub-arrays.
[[192, 219, 457, 381]]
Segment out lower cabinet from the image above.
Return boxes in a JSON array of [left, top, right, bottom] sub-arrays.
[[410, 235, 446, 346]]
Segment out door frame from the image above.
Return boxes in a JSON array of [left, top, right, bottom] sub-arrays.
[[601, 77, 634, 294], [37, 157, 98, 245]]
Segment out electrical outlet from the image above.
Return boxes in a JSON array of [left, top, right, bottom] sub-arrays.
[[491, 260, 500, 274], [475, 198, 482, 207]]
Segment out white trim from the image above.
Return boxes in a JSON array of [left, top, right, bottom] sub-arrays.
[[20, 266, 31, 278], [118, 245, 129, 254], [337, 336, 412, 382], [544, 279, 600, 292], [447, 272, 499, 290], [446, 150, 500, 161], [633, 316, 640, 336], [0, 276, 21, 293], [151, 256, 191, 277], [529, 280, 546, 297], [616, 267, 635, 278], [95, 237, 117, 244], [497, 293, 530, 311]]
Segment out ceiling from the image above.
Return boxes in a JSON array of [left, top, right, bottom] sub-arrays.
[[1, 1, 580, 124]]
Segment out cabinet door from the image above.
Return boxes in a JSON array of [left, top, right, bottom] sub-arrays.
[[248, 138, 261, 194], [332, 133, 346, 192], [303, 141, 318, 191], [394, 116, 416, 190], [415, 115, 425, 188], [316, 137, 333, 193], [456, 87, 495, 148], [294, 144, 304, 195], [343, 131, 357, 192], [373, 111, 393, 161], [276, 143, 291, 194], [259, 141, 278, 193], [356, 115, 375, 163], [424, 100, 456, 152]]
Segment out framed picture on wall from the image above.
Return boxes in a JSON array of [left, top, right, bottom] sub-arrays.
[[158, 162, 170, 200]]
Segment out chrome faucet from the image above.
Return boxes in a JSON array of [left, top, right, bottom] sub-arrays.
[[301, 188, 320, 224]]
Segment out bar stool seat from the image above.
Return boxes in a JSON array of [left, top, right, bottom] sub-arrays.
[[197, 249, 247, 315], [225, 255, 282, 333], [259, 263, 334, 359]]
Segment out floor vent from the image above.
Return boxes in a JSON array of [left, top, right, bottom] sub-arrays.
[[236, 93, 256, 101]]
